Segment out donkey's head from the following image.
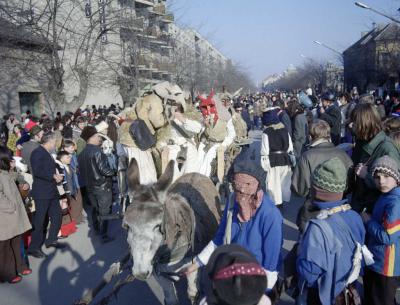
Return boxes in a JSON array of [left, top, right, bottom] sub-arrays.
[[123, 159, 174, 280]]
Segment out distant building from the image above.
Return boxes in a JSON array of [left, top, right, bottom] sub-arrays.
[[343, 23, 400, 93], [324, 63, 344, 93], [169, 24, 229, 91], [0, 17, 54, 117]]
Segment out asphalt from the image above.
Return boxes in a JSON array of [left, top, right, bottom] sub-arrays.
[[1, 130, 301, 305]]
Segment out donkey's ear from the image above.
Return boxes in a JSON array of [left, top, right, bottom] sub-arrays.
[[155, 160, 174, 192], [127, 158, 141, 191]]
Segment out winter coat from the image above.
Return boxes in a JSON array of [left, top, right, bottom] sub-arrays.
[[197, 194, 283, 290], [30, 145, 59, 200], [366, 187, 400, 277], [292, 112, 308, 159], [297, 200, 366, 305], [21, 140, 40, 174], [351, 131, 400, 213], [319, 104, 342, 144], [292, 141, 353, 198], [0, 170, 31, 241], [279, 110, 292, 137], [78, 144, 116, 192], [292, 141, 353, 232]]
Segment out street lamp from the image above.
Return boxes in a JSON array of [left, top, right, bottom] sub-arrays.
[[313, 40, 343, 57], [355, 2, 369, 9], [354, 2, 400, 24]]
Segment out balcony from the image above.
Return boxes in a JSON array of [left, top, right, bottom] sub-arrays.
[[151, 3, 166, 15], [135, 0, 154, 7], [120, 16, 145, 32], [161, 13, 174, 23]]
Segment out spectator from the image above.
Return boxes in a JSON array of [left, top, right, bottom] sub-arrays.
[[200, 244, 271, 305], [0, 146, 32, 284], [27, 132, 65, 259], [292, 120, 353, 233], [78, 126, 116, 243], [53, 120, 64, 150], [61, 115, 73, 139], [350, 103, 400, 213], [383, 116, 400, 135], [287, 99, 308, 159], [5, 113, 19, 134], [338, 93, 353, 143], [21, 125, 43, 174], [362, 156, 400, 305], [261, 108, 293, 208], [389, 131, 400, 151], [319, 92, 342, 146], [72, 116, 87, 141], [297, 158, 366, 305], [62, 140, 83, 223], [275, 99, 292, 137], [7, 124, 24, 156]]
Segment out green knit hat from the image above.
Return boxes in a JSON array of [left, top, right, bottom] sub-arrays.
[[312, 157, 347, 193]]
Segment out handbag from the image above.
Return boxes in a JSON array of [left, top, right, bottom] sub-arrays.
[[129, 119, 156, 151]]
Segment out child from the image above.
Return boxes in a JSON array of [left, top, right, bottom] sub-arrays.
[[297, 157, 366, 305], [362, 155, 400, 305], [62, 140, 83, 223]]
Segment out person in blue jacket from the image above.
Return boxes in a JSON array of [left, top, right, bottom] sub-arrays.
[[296, 157, 366, 305], [183, 147, 283, 295], [362, 156, 400, 305]]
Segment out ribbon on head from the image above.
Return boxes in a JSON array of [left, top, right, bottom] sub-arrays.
[[213, 262, 266, 280]]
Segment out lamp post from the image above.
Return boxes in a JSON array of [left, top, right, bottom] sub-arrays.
[[313, 40, 343, 57], [355, 2, 400, 24]]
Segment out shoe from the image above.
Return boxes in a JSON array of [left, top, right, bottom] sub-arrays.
[[27, 249, 46, 259], [9, 276, 22, 284], [58, 235, 68, 240], [45, 242, 66, 249], [101, 235, 115, 244], [20, 269, 32, 276]]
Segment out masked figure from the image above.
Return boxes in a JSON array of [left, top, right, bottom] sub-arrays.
[[197, 91, 236, 180]]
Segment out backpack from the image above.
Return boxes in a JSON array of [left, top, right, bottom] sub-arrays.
[[129, 119, 156, 151]]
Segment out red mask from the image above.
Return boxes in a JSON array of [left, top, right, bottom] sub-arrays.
[[198, 90, 218, 123]]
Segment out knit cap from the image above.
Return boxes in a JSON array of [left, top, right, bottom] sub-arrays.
[[371, 155, 400, 185], [312, 157, 347, 202]]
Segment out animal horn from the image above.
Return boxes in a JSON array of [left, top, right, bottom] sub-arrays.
[[155, 160, 175, 192], [127, 158, 141, 191]]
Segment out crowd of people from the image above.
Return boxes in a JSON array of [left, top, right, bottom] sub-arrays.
[[0, 82, 399, 305]]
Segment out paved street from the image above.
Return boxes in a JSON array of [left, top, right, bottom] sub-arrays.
[[1, 131, 301, 305]]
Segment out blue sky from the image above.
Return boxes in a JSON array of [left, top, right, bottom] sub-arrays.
[[169, 0, 400, 84]]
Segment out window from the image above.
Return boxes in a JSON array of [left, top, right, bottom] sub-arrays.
[[19, 92, 41, 116]]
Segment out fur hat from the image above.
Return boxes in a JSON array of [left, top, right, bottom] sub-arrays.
[[80, 126, 98, 142], [312, 157, 347, 202], [204, 244, 267, 305], [372, 155, 400, 185]]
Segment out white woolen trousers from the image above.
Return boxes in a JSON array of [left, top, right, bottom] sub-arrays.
[[265, 165, 292, 205]]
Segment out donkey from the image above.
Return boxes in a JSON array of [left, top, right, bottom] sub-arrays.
[[123, 159, 221, 305]]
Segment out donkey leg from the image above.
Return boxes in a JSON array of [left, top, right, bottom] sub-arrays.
[[187, 269, 199, 304], [154, 274, 179, 305]]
